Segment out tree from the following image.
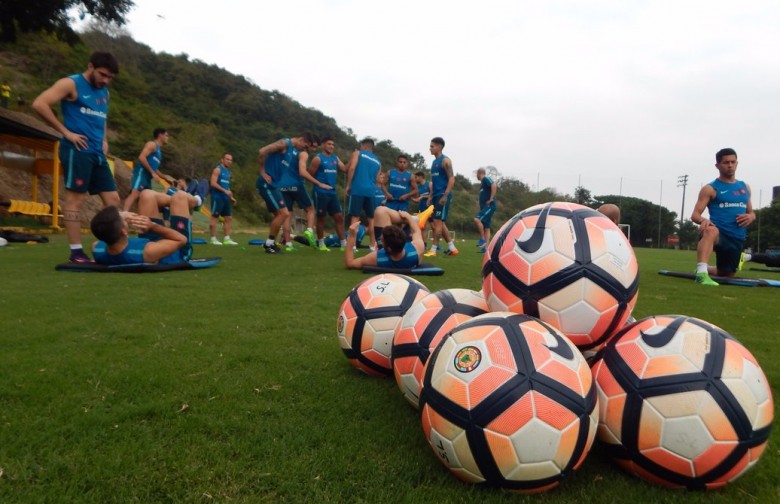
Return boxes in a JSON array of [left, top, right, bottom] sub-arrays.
[[409, 153, 428, 174], [747, 199, 780, 252], [1, 1, 135, 43], [574, 185, 593, 205], [596, 195, 677, 247], [678, 220, 699, 250]]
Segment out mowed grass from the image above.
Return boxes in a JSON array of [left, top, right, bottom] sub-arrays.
[[0, 235, 778, 503]]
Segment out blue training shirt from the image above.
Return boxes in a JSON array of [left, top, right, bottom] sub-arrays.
[[314, 153, 339, 195], [264, 138, 295, 188], [60, 74, 109, 154], [93, 238, 148, 265], [387, 169, 412, 201], [133, 144, 162, 176], [431, 155, 449, 197], [376, 242, 419, 269], [479, 176, 495, 207], [350, 150, 382, 197], [213, 163, 232, 200], [707, 179, 750, 241]]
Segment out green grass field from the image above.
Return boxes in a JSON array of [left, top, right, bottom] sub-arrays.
[[0, 236, 777, 503]]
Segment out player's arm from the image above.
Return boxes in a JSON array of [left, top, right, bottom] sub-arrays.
[[102, 91, 109, 154], [440, 158, 455, 205], [403, 176, 418, 201], [307, 155, 321, 176], [137, 141, 160, 179], [32, 77, 89, 150], [345, 150, 359, 195], [124, 213, 187, 263], [736, 184, 756, 227], [344, 221, 377, 269], [691, 185, 716, 229], [337, 158, 347, 173], [257, 139, 287, 180], [298, 152, 331, 190], [210, 166, 231, 198]]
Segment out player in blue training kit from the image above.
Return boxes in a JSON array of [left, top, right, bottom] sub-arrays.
[[346, 137, 383, 250], [91, 189, 202, 266], [309, 136, 347, 251], [257, 133, 328, 253], [33, 52, 121, 263], [124, 128, 174, 212], [385, 154, 418, 212], [209, 153, 238, 246], [691, 148, 755, 286], [344, 207, 427, 270], [424, 137, 459, 257], [474, 167, 497, 252]]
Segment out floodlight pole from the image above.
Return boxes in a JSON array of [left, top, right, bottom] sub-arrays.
[[677, 175, 688, 228]]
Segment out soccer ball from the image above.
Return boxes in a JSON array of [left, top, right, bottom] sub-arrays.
[[420, 312, 598, 493], [392, 288, 489, 408], [337, 273, 429, 377], [482, 202, 638, 352], [591, 315, 774, 489]]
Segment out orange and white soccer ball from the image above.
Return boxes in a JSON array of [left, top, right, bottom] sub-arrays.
[[420, 312, 598, 493], [392, 288, 489, 408], [337, 273, 429, 377], [481, 202, 638, 352], [591, 315, 774, 489]]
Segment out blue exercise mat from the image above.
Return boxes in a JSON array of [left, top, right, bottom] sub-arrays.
[[191, 238, 208, 245], [363, 262, 444, 276], [658, 270, 780, 287], [55, 257, 221, 273]]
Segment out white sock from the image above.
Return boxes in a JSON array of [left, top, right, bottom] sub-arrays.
[[696, 263, 709, 274], [743, 253, 752, 262], [319, 239, 325, 246], [341, 239, 347, 247], [266, 239, 274, 246], [307, 227, 314, 233], [194, 195, 203, 206], [431, 245, 439, 252], [69, 244, 83, 251], [448, 240, 457, 251], [224, 236, 231, 241]]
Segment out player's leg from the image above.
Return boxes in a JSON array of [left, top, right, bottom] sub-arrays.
[[695, 225, 720, 285]]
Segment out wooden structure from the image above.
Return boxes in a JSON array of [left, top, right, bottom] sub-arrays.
[[0, 107, 63, 227]]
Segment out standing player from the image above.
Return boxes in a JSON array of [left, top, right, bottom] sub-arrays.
[[474, 167, 497, 253], [257, 133, 328, 254], [124, 128, 174, 212], [209, 153, 238, 245], [385, 154, 418, 212], [309, 136, 347, 251], [346, 137, 383, 251], [691, 148, 755, 286], [424, 137, 459, 257], [277, 134, 325, 250], [412, 171, 433, 250], [32, 52, 120, 263]]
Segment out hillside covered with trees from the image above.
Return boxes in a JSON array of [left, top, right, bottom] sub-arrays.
[[12, 22, 777, 248]]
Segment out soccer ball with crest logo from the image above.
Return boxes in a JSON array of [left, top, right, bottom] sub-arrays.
[[419, 312, 598, 493]]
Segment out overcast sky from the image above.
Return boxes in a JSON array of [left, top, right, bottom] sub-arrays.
[[110, 0, 779, 215]]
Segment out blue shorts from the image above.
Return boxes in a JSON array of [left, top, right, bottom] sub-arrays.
[[60, 144, 116, 194], [281, 185, 313, 210], [210, 195, 233, 218], [140, 216, 192, 264], [313, 191, 342, 217], [432, 193, 452, 222], [256, 177, 286, 213], [348, 195, 376, 218], [476, 203, 496, 228], [714, 234, 744, 274], [130, 167, 153, 192]]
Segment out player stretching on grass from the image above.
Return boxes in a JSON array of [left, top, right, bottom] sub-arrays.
[[344, 205, 432, 270], [90, 189, 203, 265], [691, 148, 755, 286]]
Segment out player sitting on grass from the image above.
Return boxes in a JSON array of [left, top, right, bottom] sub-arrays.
[[90, 189, 201, 265], [344, 205, 432, 270]]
